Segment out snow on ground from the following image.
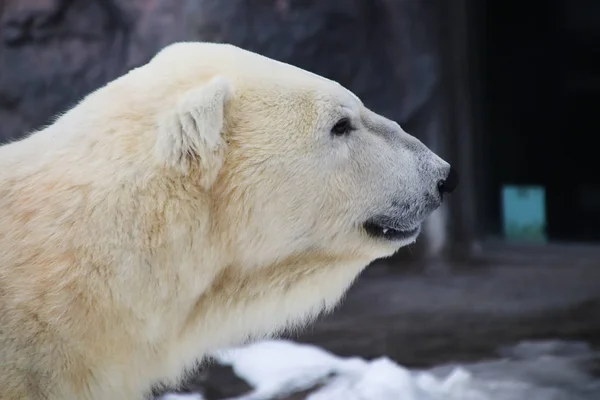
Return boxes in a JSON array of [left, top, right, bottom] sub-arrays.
[[201, 339, 600, 400], [159, 394, 205, 400]]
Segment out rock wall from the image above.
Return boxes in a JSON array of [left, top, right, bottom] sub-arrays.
[[1, 0, 443, 142], [0, 0, 186, 142]]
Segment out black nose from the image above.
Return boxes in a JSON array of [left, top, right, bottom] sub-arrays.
[[438, 167, 458, 197]]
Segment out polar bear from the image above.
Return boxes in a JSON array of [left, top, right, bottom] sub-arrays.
[[0, 42, 457, 400]]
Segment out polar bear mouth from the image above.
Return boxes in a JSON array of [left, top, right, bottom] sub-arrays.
[[363, 220, 420, 241]]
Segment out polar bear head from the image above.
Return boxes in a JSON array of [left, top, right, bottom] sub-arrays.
[[143, 42, 457, 268]]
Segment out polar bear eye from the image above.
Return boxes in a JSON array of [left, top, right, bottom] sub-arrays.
[[331, 118, 353, 136]]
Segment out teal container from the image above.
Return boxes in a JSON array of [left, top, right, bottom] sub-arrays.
[[501, 185, 547, 243]]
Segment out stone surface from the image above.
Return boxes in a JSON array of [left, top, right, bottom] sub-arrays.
[[0, 0, 442, 146], [0, 0, 185, 142]]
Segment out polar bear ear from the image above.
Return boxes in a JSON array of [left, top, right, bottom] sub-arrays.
[[156, 76, 231, 189]]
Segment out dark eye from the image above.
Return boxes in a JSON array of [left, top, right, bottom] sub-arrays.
[[331, 118, 352, 136]]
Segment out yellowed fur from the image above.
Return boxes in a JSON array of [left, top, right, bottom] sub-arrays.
[[0, 42, 450, 399]]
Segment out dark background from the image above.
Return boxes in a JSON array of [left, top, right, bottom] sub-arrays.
[[479, 0, 600, 243]]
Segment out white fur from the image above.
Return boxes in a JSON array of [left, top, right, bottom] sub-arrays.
[[0, 42, 450, 400]]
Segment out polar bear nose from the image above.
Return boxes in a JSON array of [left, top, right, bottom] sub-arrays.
[[437, 167, 458, 197]]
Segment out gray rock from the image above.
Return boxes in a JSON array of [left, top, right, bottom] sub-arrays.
[[0, 0, 441, 146]]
